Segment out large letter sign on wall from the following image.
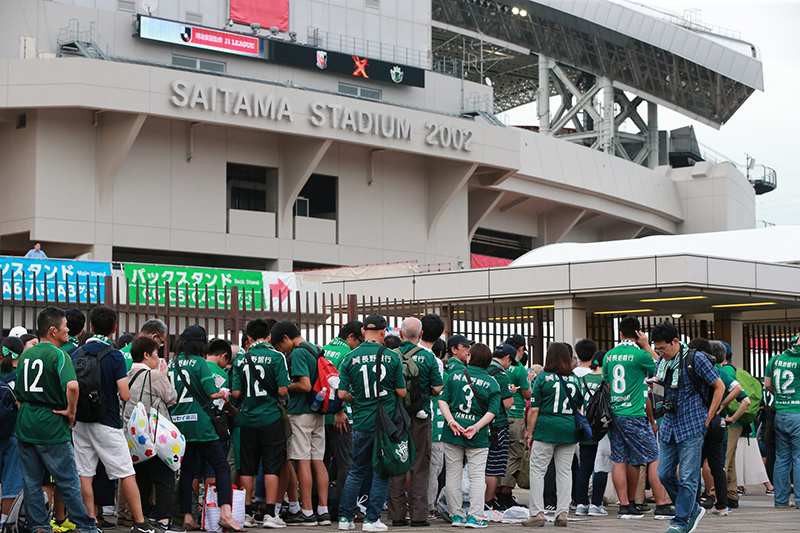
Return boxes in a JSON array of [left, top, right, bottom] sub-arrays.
[[231, 0, 289, 32], [0, 257, 112, 303]]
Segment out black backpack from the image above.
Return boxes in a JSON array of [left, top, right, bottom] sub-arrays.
[[73, 345, 115, 423], [398, 346, 426, 415], [0, 373, 17, 439], [585, 381, 613, 442]]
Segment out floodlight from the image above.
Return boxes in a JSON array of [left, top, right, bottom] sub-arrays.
[[250, 23, 261, 35], [519, 9, 527, 16], [512, 7, 519, 15]]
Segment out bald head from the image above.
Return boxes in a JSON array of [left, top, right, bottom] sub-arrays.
[[400, 317, 422, 343]]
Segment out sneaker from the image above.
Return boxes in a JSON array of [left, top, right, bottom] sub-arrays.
[[317, 514, 331, 527], [698, 495, 714, 510], [496, 493, 526, 509], [521, 513, 545, 528], [485, 499, 506, 511], [617, 504, 644, 519], [264, 516, 287, 529], [338, 518, 355, 531], [588, 505, 607, 517], [285, 512, 317, 527], [766, 488, 774, 495], [687, 506, 703, 533], [99, 519, 116, 530], [131, 522, 156, 533], [636, 503, 652, 513], [728, 499, 739, 509], [152, 521, 186, 533], [392, 520, 409, 527], [654, 504, 675, 520], [463, 516, 487, 529], [362, 520, 388, 532], [711, 507, 731, 516], [53, 520, 78, 533], [544, 505, 556, 512], [575, 505, 589, 516], [451, 515, 466, 528], [665, 526, 687, 533], [243, 515, 257, 529], [553, 513, 568, 527]]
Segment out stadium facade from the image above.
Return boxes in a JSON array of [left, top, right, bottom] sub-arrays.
[[0, 0, 766, 271]]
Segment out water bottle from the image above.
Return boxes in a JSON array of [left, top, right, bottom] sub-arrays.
[[311, 387, 327, 412]]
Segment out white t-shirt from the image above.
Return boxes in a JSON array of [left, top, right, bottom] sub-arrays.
[[573, 366, 592, 378]]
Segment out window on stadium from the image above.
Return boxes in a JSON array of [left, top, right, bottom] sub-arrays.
[[172, 54, 226, 73], [227, 163, 278, 213], [338, 82, 381, 100]]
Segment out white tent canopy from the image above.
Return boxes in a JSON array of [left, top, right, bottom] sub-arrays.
[[511, 226, 800, 267]]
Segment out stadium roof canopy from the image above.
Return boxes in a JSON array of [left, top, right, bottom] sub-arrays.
[[432, 0, 764, 127]]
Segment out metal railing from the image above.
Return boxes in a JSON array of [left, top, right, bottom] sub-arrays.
[[57, 18, 110, 59], [307, 27, 430, 69]]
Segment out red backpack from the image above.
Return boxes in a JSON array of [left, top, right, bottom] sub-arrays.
[[302, 343, 344, 415]]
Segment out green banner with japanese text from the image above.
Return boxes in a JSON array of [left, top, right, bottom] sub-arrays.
[[123, 263, 264, 309]]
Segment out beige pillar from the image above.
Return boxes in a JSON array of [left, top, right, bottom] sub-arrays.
[[554, 298, 587, 349], [714, 310, 744, 364]]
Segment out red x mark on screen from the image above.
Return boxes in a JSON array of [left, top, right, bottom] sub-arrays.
[[352, 56, 369, 78]]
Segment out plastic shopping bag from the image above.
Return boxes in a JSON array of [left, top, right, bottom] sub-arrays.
[[152, 407, 186, 472], [126, 402, 156, 464], [201, 483, 245, 531]]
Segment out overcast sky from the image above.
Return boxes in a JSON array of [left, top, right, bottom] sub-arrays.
[[501, 1, 800, 225]]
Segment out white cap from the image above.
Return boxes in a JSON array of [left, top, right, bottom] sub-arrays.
[[8, 326, 28, 337]]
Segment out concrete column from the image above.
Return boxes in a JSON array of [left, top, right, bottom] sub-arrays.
[[538, 55, 551, 135], [601, 77, 615, 155], [554, 298, 587, 348], [647, 101, 658, 169], [714, 310, 744, 365]]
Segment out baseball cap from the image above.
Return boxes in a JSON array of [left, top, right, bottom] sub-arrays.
[[494, 344, 517, 359], [719, 341, 733, 358], [8, 326, 27, 338], [180, 324, 207, 342], [505, 334, 526, 350], [447, 334, 474, 351], [363, 314, 387, 330]]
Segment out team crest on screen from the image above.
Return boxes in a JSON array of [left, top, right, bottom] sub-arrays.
[[390, 66, 404, 83], [316, 50, 328, 69], [180, 26, 192, 43]]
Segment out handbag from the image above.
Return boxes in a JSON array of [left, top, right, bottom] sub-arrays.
[[462, 368, 499, 449], [175, 356, 230, 441], [557, 375, 593, 442], [372, 346, 415, 478], [243, 350, 292, 439]]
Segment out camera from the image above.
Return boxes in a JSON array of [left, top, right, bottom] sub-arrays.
[[652, 399, 677, 419]]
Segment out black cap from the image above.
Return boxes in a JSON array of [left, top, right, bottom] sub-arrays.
[[363, 314, 387, 330], [494, 344, 517, 359], [447, 334, 474, 351], [505, 334, 526, 350], [180, 324, 207, 342]]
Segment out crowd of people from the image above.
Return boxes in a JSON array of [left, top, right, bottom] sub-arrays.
[[0, 307, 796, 533]]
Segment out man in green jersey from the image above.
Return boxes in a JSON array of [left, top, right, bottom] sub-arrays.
[[120, 319, 168, 372], [232, 319, 291, 529], [15, 307, 97, 533], [445, 335, 473, 375], [497, 335, 531, 509], [387, 317, 443, 527], [271, 321, 330, 526], [603, 317, 670, 520], [321, 321, 362, 494], [61, 308, 85, 355], [337, 314, 406, 532], [765, 333, 800, 507]]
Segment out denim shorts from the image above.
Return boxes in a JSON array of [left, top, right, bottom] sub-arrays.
[[609, 415, 659, 465]]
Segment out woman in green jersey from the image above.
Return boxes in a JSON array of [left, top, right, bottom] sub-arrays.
[[523, 343, 583, 528], [438, 343, 501, 529], [169, 325, 242, 532]]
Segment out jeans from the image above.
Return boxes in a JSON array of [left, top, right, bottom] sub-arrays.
[[774, 412, 800, 506], [339, 431, 390, 523], [17, 441, 97, 533], [575, 443, 608, 507], [0, 437, 23, 498], [657, 431, 704, 530]]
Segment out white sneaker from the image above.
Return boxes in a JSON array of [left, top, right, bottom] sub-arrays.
[[575, 505, 589, 516], [339, 518, 355, 531], [243, 514, 257, 528], [363, 520, 388, 532], [588, 505, 608, 516], [712, 507, 731, 516], [263, 516, 287, 529]]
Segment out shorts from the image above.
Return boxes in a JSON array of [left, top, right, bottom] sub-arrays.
[[73, 422, 136, 479], [240, 420, 286, 476], [0, 437, 23, 498], [608, 415, 659, 466], [485, 425, 510, 477], [287, 413, 325, 461]]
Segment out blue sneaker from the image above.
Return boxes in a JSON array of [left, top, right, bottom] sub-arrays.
[[687, 505, 703, 533], [451, 515, 466, 528], [464, 516, 487, 529]]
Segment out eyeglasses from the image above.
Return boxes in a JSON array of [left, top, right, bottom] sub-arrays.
[[654, 346, 669, 354]]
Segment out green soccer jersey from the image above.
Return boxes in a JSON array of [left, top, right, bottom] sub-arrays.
[[719, 364, 743, 427], [531, 372, 583, 445], [208, 361, 230, 390], [399, 342, 444, 415], [766, 351, 800, 413], [439, 365, 501, 448], [432, 357, 446, 442], [168, 354, 221, 442], [322, 337, 352, 424], [507, 361, 531, 419], [14, 342, 77, 444], [602, 341, 656, 417], [445, 357, 467, 375], [231, 342, 291, 427], [287, 342, 321, 415], [60, 337, 79, 355], [488, 360, 513, 427], [121, 343, 133, 372], [338, 341, 405, 432]]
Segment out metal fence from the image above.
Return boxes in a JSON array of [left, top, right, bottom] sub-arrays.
[[587, 314, 715, 352], [744, 323, 796, 378]]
